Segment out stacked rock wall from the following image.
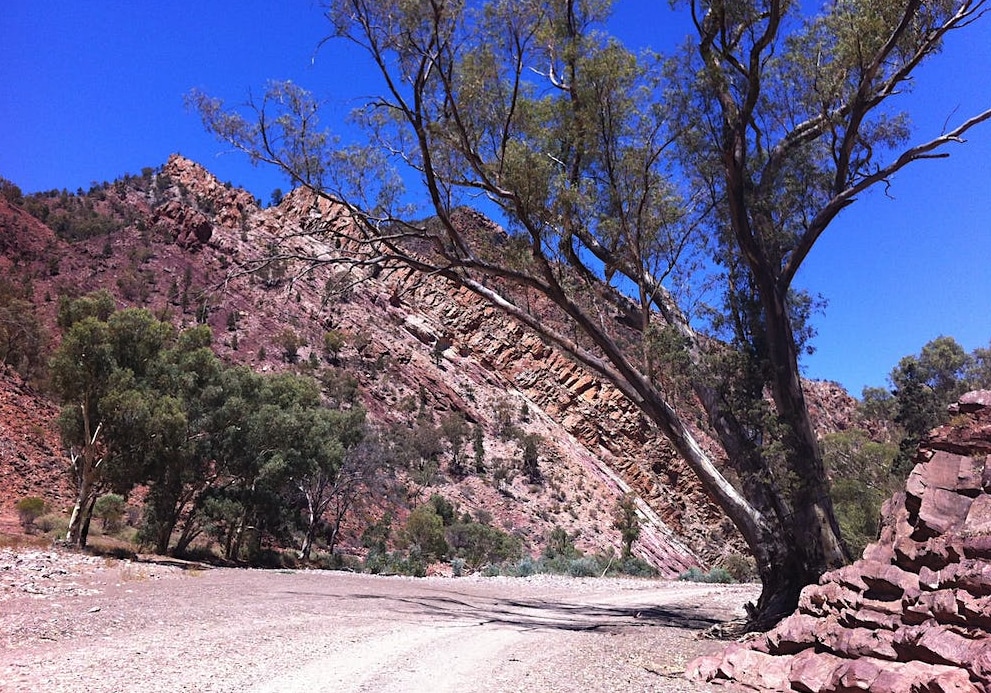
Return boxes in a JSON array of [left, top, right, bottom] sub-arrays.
[[690, 390, 991, 692]]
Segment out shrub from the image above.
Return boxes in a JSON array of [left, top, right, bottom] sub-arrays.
[[613, 494, 641, 558], [567, 556, 601, 577], [402, 505, 449, 560], [35, 512, 69, 538], [362, 548, 427, 577], [446, 520, 522, 570], [511, 556, 539, 577], [543, 525, 580, 560], [616, 555, 658, 578], [720, 552, 757, 582], [93, 493, 126, 534], [16, 497, 46, 530], [678, 566, 735, 584], [426, 494, 454, 526]]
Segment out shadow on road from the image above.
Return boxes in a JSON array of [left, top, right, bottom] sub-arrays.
[[346, 591, 725, 633]]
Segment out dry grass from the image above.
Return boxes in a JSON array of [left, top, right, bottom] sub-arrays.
[[0, 531, 50, 550]]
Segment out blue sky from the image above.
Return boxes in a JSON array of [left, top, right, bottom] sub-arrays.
[[2, 1, 990, 395]]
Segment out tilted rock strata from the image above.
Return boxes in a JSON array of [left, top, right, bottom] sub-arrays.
[[0, 155, 868, 575], [689, 390, 991, 692]]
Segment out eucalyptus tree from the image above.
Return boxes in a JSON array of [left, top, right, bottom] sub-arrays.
[[51, 295, 176, 546], [193, 0, 990, 626]]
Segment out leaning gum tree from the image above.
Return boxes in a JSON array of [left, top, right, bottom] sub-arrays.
[[192, 0, 991, 628]]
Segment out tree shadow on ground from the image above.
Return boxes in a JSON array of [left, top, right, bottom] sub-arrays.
[[346, 591, 725, 633]]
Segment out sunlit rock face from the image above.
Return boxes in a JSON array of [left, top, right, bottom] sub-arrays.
[[690, 390, 991, 693]]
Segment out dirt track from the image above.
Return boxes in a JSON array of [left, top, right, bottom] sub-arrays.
[[0, 551, 757, 692]]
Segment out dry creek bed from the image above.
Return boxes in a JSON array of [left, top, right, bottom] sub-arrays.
[[1, 548, 757, 692]]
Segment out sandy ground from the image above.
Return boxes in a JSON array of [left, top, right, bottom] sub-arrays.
[[0, 548, 757, 692]]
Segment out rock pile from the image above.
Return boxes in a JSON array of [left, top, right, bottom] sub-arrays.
[[689, 390, 991, 692]]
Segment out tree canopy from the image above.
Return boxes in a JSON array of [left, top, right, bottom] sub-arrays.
[[50, 293, 367, 555]]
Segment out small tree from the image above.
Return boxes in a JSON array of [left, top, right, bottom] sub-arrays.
[[613, 494, 641, 559], [472, 424, 485, 474], [93, 493, 126, 534], [276, 328, 303, 364], [403, 504, 449, 560], [323, 329, 345, 364], [16, 497, 46, 532], [440, 412, 468, 477], [520, 433, 542, 484], [544, 525, 581, 560]]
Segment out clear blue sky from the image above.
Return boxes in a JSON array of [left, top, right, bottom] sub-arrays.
[[3, 1, 990, 396]]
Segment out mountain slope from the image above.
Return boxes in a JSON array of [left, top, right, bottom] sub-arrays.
[[0, 156, 863, 572]]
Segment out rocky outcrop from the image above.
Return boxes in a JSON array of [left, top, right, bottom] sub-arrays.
[[0, 368, 71, 533], [689, 390, 991, 692], [151, 155, 263, 248], [153, 200, 213, 247]]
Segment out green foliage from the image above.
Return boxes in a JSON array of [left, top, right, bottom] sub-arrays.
[[612, 494, 641, 559], [427, 494, 456, 526], [49, 291, 369, 557], [492, 398, 517, 440], [440, 412, 468, 476], [276, 328, 303, 364], [719, 553, 757, 582], [494, 547, 657, 579], [863, 336, 991, 475], [543, 525, 581, 561], [472, 424, 486, 473], [35, 513, 68, 538], [56, 289, 115, 330], [859, 386, 896, 422], [821, 428, 899, 558], [678, 567, 735, 584], [0, 177, 24, 205], [361, 512, 393, 553], [0, 278, 47, 380], [445, 517, 522, 570], [16, 497, 46, 530], [93, 493, 126, 533], [323, 330, 345, 361], [520, 433, 541, 484], [402, 504, 449, 560], [26, 190, 122, 242]]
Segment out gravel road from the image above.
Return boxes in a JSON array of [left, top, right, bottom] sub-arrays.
[[1, 550, 757, 692]]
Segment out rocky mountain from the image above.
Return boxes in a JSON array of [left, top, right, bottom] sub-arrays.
[[0, 155, 863, 572]]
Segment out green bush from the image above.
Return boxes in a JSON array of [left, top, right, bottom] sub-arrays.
[[35, 512, 68, 538], [566, 556, 601, 577], [16, 497, 46, 530], [362, 547, 427, 577], [446, 520, 522, 570], [402, 504, 449, 560], [678, 566, 735, 584], [93, 493, 126, 534], [720, 552, 757, 582], [543, 525, 580, 560]]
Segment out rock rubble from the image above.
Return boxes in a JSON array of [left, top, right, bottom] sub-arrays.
[[689, 390, 991, 692]]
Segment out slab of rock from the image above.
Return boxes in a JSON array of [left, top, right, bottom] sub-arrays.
[[688, 390, 991, 691]]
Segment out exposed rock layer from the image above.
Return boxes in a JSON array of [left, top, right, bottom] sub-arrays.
[[690, 390, 991, 692]]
